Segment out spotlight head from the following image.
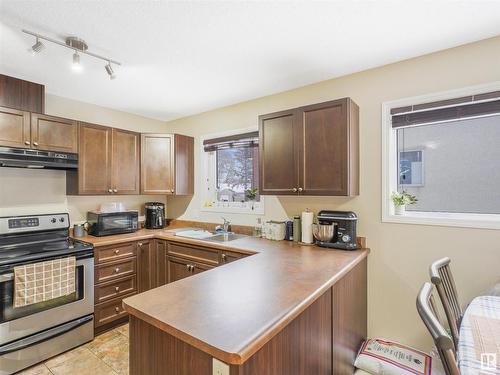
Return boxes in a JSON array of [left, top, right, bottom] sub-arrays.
[[72, 51, 82, 72], [105, 62, 116, 80], [30, 38, 44, 54]]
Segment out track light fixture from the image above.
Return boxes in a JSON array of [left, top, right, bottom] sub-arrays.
[[23, 29, 121, 79], [30, 37, 44, 54]]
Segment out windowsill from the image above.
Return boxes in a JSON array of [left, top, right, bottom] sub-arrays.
[[382, 210, 500, 230], [200, 202, 264, 215]]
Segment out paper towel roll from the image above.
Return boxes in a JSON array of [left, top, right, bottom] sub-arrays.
[[301, 209, 314, 244]]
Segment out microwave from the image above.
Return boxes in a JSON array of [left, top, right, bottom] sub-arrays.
[[86, 210, 138, 236]]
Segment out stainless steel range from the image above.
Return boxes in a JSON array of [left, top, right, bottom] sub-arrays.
[[0, 213, 94, 375]]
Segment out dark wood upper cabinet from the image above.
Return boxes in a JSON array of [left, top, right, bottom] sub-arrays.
[[0, 106, 31, 148], [67, 123, 140, 195], [0, 74, 44, 113], [112, 128, 140, 194], [259, 109, 300, 195], [68, 122, 112, 195], [259, 98, 359, 196], [30, 113, 78, 153], [141, 133, 194, 195]]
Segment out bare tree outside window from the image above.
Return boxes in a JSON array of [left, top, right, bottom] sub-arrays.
[[216, 147, 259, 202]]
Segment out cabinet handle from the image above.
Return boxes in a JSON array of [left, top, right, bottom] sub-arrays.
[[24, 140, 30, 146], [114, 267, 120, 273], [115, 286, 120, 292], [221, 253, 227, 262], [298, 187, 303, 192], [292, 188, 298, 192], [114, 249, 120, 254], [108, 189, 113, 193], [33, 141, 39, 146], [113, 189, 118, 193], [186, 264, 190, 270], [115, 306, 120, 313]]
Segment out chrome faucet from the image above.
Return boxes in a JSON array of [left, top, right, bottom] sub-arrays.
[[216, 217, 231, 233]]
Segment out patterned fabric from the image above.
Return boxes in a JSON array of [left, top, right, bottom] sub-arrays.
[[14, 257, 76, 308], [458, 295, 500, 375]]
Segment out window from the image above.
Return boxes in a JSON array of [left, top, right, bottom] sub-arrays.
[[202, 130, 264, 214], [382, 83, 500, 229]]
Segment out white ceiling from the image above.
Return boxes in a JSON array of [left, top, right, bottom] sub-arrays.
[[1, 1, 500, 121]]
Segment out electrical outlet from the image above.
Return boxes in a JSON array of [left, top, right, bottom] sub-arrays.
[[212, 358, 230, 375]]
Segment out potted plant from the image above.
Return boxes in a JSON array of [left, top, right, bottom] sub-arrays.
[[391, 191, 418, 215], [245, 188, 259, 210]]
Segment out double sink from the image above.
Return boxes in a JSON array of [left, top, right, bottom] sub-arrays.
[[173, 229, 247, 243]]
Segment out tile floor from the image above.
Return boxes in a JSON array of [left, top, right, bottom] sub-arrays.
[[17, 324, 129, 375]]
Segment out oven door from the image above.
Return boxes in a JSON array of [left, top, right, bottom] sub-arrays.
[[95, 212, 138, 236], [0, 254, 94, 345]]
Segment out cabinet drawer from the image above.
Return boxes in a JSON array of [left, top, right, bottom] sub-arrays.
[[94, 275, 137, 304], [94, 295, 133, 327], [95, 242, 137, 264], [167, 242, 219, 265], [95, 258, 136, 283]]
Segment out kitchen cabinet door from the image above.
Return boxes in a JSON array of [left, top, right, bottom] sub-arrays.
[[299, 98, 358, 196], [259, 109, 300, 195], [111, 128, 140, 194], [156, 240, 168, 287], [141, 134, 174, 194], [30, 113, 78, 153], [71, 122, 112, 195], [167, 256, 195, 283], [0, 106, 31, 148], [137, 240, 156, 293], [0, 74, 44, 113]]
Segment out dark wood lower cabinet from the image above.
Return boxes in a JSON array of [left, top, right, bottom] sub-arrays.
[[137, 240, 156, 293], [129, 258, 367, 375]]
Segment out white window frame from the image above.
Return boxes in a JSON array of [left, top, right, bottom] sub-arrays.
[[200, 127, 264, 215], [382, 81, 500, 230]]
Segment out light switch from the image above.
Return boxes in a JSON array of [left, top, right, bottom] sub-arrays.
[[212, 358, 230, 375]]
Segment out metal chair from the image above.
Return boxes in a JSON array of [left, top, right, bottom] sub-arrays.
[[429, 257, 463, 348], [416, 282, 461, 375]]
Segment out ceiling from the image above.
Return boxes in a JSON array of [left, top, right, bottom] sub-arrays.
[[1, 1, 500, 121]]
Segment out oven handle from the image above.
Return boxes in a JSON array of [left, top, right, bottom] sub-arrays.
[[0, 314, 93, 355]]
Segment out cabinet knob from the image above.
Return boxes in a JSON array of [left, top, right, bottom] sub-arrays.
[[171, 189, 175, 193], [138, 242, 143, 247], [114, 267, 120, 273], [115, 306, 120, 313], [186, 264, 190, 270], [221, 253, 227, 262], [33, 141, 39, 146], [114, 249, 120, 254], [24, 140, 30, 145], [115, 286, 120, 292], [292, 188, 298, 192], [113, 189, 118, 193], [298, 187, 303, 192], [108, 189, 113, 193]]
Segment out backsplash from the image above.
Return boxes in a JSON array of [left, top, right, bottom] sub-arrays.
[[0, 167, 166, 224]]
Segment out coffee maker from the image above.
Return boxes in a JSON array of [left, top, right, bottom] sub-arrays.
[[145, 202, 165, 229], [315, 210, 359, 250]]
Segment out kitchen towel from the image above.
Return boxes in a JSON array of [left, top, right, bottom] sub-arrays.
[[14, 256, 76, 308], [301, 209, 314, 244]]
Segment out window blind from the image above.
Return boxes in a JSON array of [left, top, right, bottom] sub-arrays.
[[203, 131, 259, 152], [391, 90, 500, 128]]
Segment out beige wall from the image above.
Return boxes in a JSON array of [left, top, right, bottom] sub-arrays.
[[0, 94, 168, 223], [164, 36, 500, 350]]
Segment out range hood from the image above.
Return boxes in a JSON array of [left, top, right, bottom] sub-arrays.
[[0, 147, 78, 170]]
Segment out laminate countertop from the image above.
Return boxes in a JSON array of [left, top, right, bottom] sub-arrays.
[[77, 227, 369, 365]]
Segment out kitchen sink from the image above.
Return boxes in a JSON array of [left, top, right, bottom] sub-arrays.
[[203, 233, 247, 242]]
